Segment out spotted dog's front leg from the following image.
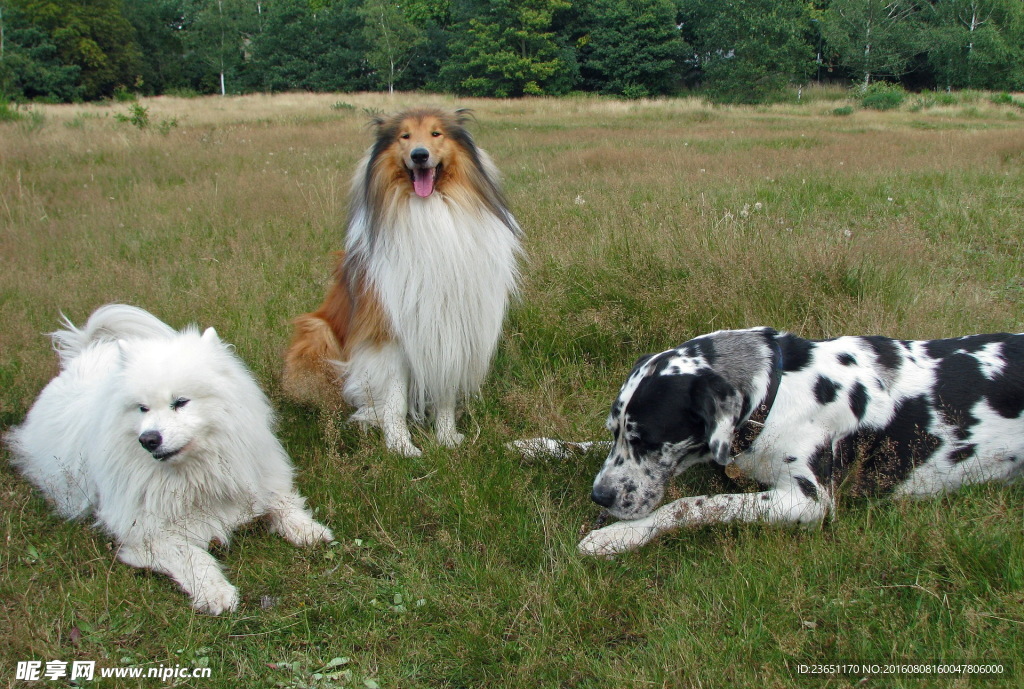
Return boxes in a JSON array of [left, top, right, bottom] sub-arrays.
[[578, 485, 828, 556]]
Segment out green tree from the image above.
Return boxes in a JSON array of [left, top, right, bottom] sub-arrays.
[[683, 0, 814, 104], [246, 0, 373, 92], [122, 0, 196, 95], [5, 0, 141, 99], [924, 0, 1024, 90], [359, 0, 421, 93], [821, 0, 925, 91], [573, 0, 690, 98], [0, 4, 82, 101], [181, 0, 259, 95], [439, 0, 577, 97]]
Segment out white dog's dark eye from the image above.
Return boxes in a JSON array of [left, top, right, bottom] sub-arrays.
[[138, 405, 149, 413], [172, 398, 190, 410]]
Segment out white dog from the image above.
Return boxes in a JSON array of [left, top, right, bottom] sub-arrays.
[[5, 304, 333, 614]]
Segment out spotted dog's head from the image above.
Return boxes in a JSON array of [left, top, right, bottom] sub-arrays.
[[590, 328, 779, 519]]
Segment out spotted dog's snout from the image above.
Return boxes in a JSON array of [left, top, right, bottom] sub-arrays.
[[591, 484, 617, 508]]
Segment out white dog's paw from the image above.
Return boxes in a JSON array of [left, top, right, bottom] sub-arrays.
[[280, 514, 334, 547], [578, 520, 656, 557], [192, 581, 239, 615]]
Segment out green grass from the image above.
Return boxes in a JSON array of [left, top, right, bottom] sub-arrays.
[[1, 92, 1023, 687]]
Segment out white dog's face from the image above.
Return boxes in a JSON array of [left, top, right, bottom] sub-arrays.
[[117, 329, 225, 464], [128, 393, 205, 462]]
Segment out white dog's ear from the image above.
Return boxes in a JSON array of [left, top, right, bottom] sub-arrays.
[[695, 373, 743, 466], [201, 327, 219, 343], [116, 339, 132, 358]]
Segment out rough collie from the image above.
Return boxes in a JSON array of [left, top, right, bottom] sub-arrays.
[[284, 108, 522, 456]]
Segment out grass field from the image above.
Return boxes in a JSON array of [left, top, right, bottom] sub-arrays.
[[2, 90, 1023, 688]]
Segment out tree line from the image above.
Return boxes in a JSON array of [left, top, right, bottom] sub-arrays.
[[1, 0, 1022, 104]]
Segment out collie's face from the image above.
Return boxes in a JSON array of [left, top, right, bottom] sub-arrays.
[[391, 114, 455, 198]]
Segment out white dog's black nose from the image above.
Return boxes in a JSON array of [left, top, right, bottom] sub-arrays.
[[591, 484, 617, 508], [139, 431, 162, 452], [410, 147, 430, 165]]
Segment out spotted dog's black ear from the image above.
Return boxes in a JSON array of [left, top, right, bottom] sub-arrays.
[[629, 353, 655, 375], [693, 371, 743, 466]]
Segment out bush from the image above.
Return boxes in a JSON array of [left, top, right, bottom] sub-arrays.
[[114, 102, 150, 128], [832, 105, 854, 116], [0, 101, 23, 122], [112, 86, 137, 102], [859, 82, 906, 110], [620, 83, 650, 100]]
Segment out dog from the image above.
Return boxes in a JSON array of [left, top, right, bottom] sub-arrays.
[[5, 304, 334, 614], [556, 326, 1024, 555], [283, 108, 522, 456]]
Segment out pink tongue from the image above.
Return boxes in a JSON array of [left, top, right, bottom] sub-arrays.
[[413, 168, 435, 198]]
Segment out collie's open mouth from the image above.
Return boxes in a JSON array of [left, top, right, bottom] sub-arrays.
[[410, 164, 441, 198]]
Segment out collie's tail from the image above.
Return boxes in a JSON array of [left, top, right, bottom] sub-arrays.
[[282, 313, 346, 406], [51, 304, 177, 368]]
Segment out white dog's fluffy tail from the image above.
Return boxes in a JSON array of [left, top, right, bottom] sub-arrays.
[[52, 304, 177, 367]]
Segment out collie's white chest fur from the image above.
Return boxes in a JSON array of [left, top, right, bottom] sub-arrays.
[[359, 194, 520, 414]]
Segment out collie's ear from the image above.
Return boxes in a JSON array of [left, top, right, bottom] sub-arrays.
[[453, 108, 475, 126], [367, 111, 388, 130]]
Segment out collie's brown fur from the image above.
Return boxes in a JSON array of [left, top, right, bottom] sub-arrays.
[[283, 253, 391, 406]]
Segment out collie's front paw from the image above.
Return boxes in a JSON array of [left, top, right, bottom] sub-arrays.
[[436, 429, 465, 448], [386, 435, 422, 457]]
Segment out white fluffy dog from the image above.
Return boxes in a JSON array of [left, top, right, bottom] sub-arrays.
[[5, 304, 333, 614]]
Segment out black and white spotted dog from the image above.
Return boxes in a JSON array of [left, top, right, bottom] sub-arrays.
[[571, 327, 1024, 555]]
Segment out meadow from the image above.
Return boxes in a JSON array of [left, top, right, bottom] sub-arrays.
[[1, 90, 1023, 688]]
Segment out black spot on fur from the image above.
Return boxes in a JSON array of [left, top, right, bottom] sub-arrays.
[[947, 444, 976, 464], [848, 382, 869, 421], [814, 376, 841, 404], [923, 333, 1011, 358], [837, 353, 857, 366], [861, 336, 902, 371], [677, 336, 717, 366], [761, 494, 771, 501], [850, 395, 942, 494], [795, 476, 818, 501], [649, 351, 682, 376], [777, 333, 813, 372], [985, 335, 1024, 419], [933, 352, 984, 439], [808, 445, 833, 484]]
